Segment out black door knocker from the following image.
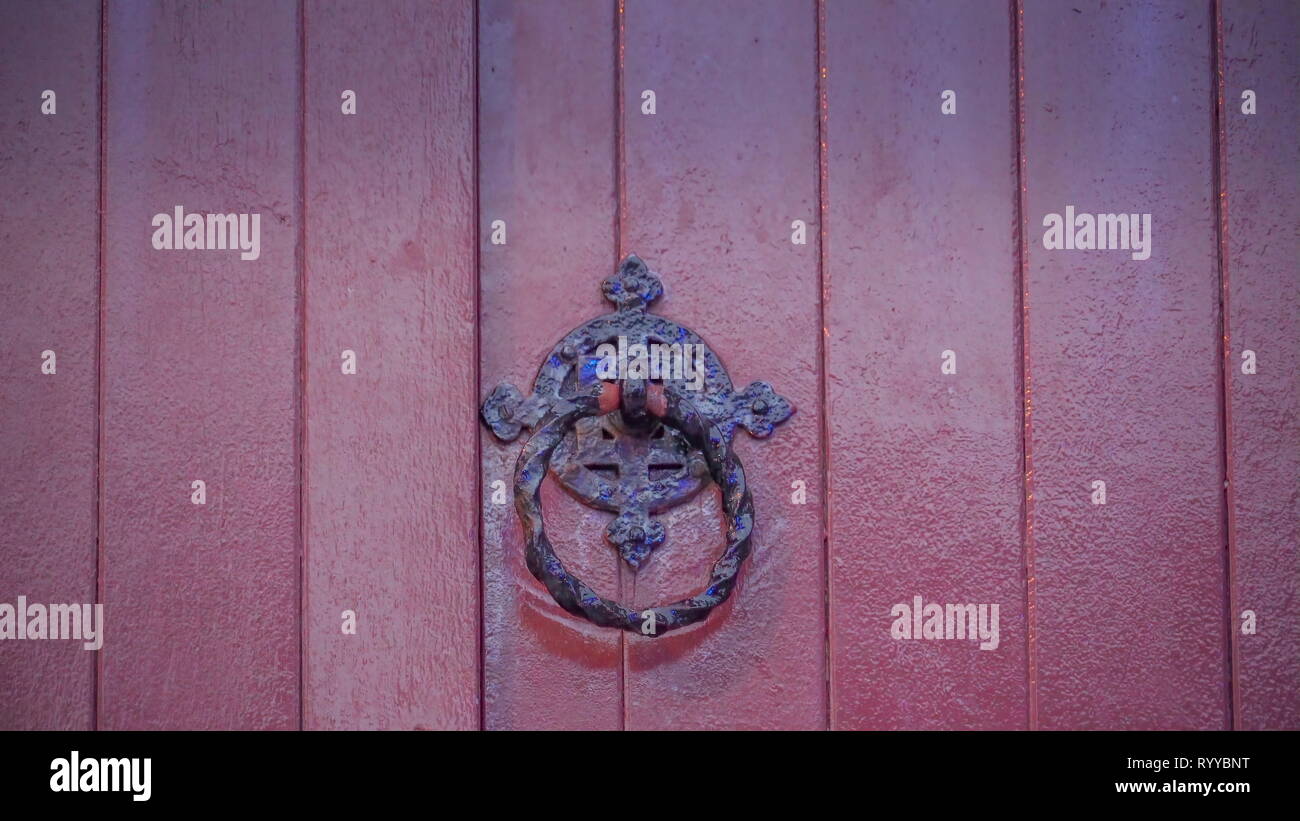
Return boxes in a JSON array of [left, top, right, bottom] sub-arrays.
[[480, 255, 794, 636]]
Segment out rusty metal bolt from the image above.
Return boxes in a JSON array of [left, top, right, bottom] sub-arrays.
[[597, 381, 621, 414]]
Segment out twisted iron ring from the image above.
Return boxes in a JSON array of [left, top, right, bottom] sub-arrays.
[[513, 386, 755, 636]]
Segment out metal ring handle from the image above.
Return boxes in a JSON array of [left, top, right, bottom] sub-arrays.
[[513, 386, 754, 636]]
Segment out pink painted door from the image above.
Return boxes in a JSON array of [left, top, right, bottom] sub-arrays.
[[1, 0, 1296, 731], [0, 0, 100, 731]]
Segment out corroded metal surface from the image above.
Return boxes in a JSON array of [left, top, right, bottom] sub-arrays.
[[482, 255, 793, 570], [514, 387, 755, 635]]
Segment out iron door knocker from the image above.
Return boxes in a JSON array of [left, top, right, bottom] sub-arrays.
[[480, 255, 794, 636]]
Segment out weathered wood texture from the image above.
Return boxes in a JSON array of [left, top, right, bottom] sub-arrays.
[[1022, 0, 1227, 729], [0, 0, 100, 731], [826, 0, 1026, 730], [100, 0, 300, 729], [621, 0, 826, 731], [303, 0, 479, 731], [1220, 0, 1300, 731], [478, 0, 623, 730], [0, 0, 1295, 731]]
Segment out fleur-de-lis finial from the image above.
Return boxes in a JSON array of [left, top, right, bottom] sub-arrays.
[[601, 254, 664, 311]]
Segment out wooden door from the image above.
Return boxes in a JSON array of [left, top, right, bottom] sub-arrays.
[[1, 0, 1296, 731]]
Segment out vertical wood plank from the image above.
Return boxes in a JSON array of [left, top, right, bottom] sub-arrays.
[[1022, 0, 1226, 729], [621, 0, 825, 730], [100, 0, 299, 729], [1220, 0, 1300, 730], [302, 0, 478, 730], [826, 0, 1026, 729], [0, 0, 100, 730], [478, 0, 623, 730]]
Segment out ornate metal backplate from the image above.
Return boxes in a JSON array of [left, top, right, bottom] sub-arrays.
[[481, 255, 794, 569]]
